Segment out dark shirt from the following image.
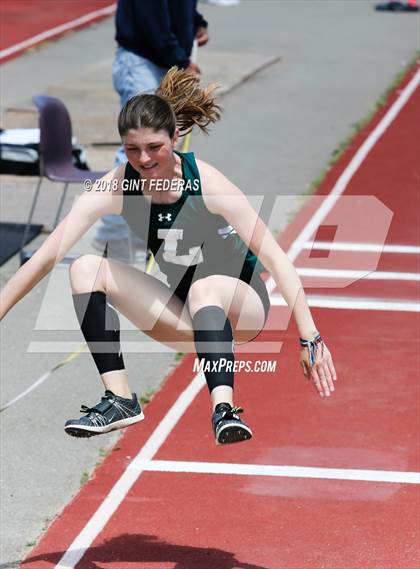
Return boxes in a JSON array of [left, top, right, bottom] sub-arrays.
[[115, 0, 208, 69]]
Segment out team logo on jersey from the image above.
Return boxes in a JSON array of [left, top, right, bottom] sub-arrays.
[[218, 225, 236, 239], [157, 228, 204, 266], [158, 213, 172, 222]]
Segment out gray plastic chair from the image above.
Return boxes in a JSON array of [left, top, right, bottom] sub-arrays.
[[19, 95, 106, 262]]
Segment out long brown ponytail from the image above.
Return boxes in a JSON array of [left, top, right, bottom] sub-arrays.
[[156, 66, 221, 135], [118, 67, 221, 139]]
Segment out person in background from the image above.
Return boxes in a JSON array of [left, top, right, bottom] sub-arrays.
[[0, 67, 337, 444], [93, 0, 209, 263], [375, 0, 418, 11], [0, 68, 338, 445]]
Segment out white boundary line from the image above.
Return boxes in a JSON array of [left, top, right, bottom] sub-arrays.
[[0, 4, 116, 61], [304, 242, 420, 254], [25, 341, 281, 354], [55, 70, 420, 569], [55, 372, 205, 569], [270, 294, 420, 312], [8, 288, 418, 413], [0, 371, 52, 412], [132, 460, 420, 485], [296, 268, 420, 281], [266, 69, 420, 293]]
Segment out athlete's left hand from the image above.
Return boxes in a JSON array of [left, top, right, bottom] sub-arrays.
[[300, 341, 337, 397]]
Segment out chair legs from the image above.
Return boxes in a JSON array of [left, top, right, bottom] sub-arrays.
[[126, 232, 135, 264], [53, 182, 69, 229], [19, 176, 43, 253], [19, 179, 69, 265]]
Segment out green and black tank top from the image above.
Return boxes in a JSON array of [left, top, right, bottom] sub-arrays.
[[121, 151, 264, 290]]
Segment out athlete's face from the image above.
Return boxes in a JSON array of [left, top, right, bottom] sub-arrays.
[[122, 128, 178, 178]]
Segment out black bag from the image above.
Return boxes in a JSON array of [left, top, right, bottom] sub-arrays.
[[0, 128, 89, 176]]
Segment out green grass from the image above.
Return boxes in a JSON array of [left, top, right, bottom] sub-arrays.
[[94, 445, 113, 468], [139, 352, 185, 406], [310, 168, 329, 191], [98, 446, 110, 458], [41, 515, 54, 534], [139, 388, 158, 406], [80, 469, 90, 487], [310, 53, 419, 192], [24, 515, 54, 553]]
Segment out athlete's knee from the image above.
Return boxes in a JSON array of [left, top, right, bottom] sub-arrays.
[[69, 254, 107, 292], [187, 277, 223, 317]]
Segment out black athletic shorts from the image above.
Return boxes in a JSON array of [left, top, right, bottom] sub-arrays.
[[168, 266, 271, 323]]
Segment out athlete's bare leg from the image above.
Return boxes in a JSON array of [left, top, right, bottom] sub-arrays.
[[187, 275, 267, 410], [70, 255, 266, 402], [69, 254, 193, 396]]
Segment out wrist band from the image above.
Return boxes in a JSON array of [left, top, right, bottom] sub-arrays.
[[299, 333, 323, 366]]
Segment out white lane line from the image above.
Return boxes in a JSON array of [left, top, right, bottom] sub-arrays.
[[55, 71, 420, 568], [27, 341, 282, 354], [55, 373, 206, 569], [0, 4, 116, 61], [0, 371, 51, 412], [266, 70, 420, 293], [132, 460, 420, 485], [10, 290, 417, 415], [296, 268, 420, 281], [0, 345, 87, 413], [270, 294, 420, 312], [303, 242, 420, 254]]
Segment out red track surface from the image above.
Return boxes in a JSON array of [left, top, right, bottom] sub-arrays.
[[21, 67, 420, 568], [0, 1, 115, 62]]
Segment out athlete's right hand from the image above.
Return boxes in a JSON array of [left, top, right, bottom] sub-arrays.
[[300, 341, 337, 397]]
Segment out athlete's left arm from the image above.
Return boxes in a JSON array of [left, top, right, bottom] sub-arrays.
[[198, 160, 337, 396]]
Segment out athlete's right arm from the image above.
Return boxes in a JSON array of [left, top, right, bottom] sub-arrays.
[[0, 166, 125, 321]]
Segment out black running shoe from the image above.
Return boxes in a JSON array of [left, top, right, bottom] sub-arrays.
[[212, 403, 253, 444], [64, 390, 144, 438]]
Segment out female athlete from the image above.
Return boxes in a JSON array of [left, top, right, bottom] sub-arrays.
[[0, 68, 337, 444]]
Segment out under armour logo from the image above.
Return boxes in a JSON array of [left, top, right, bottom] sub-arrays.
[[158, 213, 172, 222]]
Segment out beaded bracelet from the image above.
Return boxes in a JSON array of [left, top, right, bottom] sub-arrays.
[[299, 332, 323, 366]]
